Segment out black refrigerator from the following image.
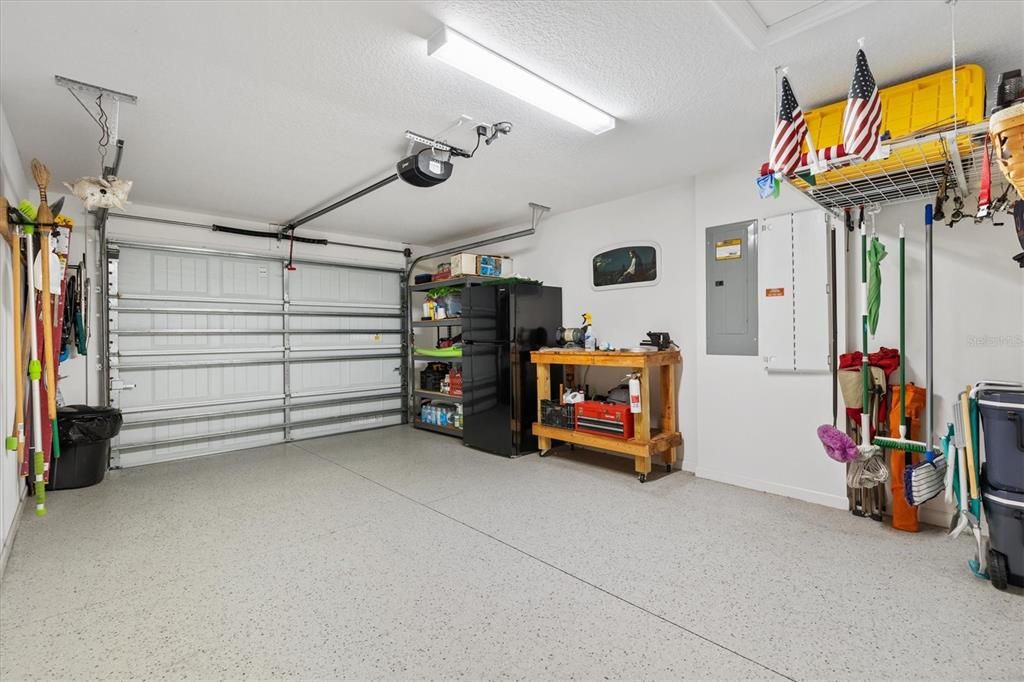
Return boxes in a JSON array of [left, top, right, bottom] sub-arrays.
[[462, 284, 562, 457]]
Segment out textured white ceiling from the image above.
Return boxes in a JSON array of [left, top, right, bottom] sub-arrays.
[[750, 0, 824, 26], [1, 1, 1021, 244]]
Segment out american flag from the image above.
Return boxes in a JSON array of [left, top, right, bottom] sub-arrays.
[[801, 144, 845, 166], [842, 49, 881, 160], [768, 77, 808, 176]]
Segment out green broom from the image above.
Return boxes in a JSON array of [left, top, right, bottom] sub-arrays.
[[875, 204, 945, 505]]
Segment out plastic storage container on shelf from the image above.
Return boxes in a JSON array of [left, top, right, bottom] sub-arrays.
[[981, 467, 1024, 590], [790, 64, 987, 192], [52, 405, 123, 490], [977, 389, 1024, 493]]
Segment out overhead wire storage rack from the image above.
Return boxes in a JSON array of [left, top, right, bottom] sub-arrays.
[[777, 63, 994, 215], [787, 122, 991, 214]]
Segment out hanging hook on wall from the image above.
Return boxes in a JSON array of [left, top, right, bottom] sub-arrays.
[[866, 203, 882, 236]]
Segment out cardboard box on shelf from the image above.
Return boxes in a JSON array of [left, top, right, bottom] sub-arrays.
[[451, 253, 479, 277], [450, 253, 515, 278], [433, 261, 452, 281], [478, 255, 514, 277]]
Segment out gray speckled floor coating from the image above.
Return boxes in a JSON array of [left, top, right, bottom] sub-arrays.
[[1, 426, 1020, 681]]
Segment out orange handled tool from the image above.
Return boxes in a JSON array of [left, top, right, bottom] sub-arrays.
[[31, 159, 60, 461], [2, 199, 26, 467]]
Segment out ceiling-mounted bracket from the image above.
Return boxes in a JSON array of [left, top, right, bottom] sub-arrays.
[[942, 132, 970, 197], [56, 75, 137, 173], [404, 130, 471, 158], [55, 75, 138, 104], [529, 202, 551, 231], [56, 74, 138, 140]]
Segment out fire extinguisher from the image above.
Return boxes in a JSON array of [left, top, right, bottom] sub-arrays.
[[628, 373, 641, 414]]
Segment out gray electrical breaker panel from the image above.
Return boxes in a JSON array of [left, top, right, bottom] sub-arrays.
[[706, 221, 758, 355]]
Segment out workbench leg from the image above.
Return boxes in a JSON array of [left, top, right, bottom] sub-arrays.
[[537, 363, 552, 452], [660, 364, 678, 471], [635, 453, 652, 482]]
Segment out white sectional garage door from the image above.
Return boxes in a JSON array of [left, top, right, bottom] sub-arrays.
[[107, 241, 405, 468]]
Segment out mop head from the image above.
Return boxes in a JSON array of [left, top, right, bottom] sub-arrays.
[[817, 425, 859, 463], [904, 453, 947, 506], [847, 444, 889, 489]]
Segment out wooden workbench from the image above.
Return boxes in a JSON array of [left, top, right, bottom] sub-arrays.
[[530, 348, 682, 482]]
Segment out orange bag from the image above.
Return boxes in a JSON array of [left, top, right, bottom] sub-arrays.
[[889, 383, 926, 532]]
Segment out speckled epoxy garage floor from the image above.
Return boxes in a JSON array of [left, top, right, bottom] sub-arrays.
[[1, 426, 1020, 681]]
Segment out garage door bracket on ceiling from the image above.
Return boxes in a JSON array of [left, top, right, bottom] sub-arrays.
[[277, 125, 513, 240]]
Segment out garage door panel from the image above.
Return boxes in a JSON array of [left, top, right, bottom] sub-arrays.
[[108, 240, 404, 467], [115, 365, 285, 410], [119, 430, 284, 468], [288, 411, 403, 438], [290, 397, 402, 422], [290, 358, 400, 394], [118, 312, 284, 333], [289, 414, 402, 440], [290, 334, 398, 351], [118, 334, 285, 352], [118, 410, 284, 448], [292, 264, 399, 307], [118, 249, 283, 300], [287, 315, 400, 331]]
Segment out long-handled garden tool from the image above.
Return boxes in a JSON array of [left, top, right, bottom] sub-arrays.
[[20, 200, 47, 516], [818, 211, 888, 501], [2, 199, 27, 470], [884, 223, 919, 531], [844, 216, 887, 493], [950, 391, 987, 578], [875, 204, 945, 506], [31, 160, 60, 462]]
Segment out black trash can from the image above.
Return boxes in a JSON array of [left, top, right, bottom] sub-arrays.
[[981, 468, 1024, 590], [51, 405, 123, 491], [978, 389, 1024, 493]]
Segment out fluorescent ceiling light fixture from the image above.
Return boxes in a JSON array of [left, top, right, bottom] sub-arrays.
[[428, 26, 616, 135]]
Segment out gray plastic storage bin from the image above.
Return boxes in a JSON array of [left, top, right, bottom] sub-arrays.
[[978, 389, 1024, 493], [981, 469, 1024, 590]]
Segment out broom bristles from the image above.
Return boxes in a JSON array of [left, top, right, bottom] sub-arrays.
[[874, 437, 929, 453]]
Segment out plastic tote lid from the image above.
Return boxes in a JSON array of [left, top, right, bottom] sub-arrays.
[[978, 390, 1024, 409]]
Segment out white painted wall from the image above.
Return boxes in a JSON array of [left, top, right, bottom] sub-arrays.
[[1, 103, 31, 569], [421, 181, 700, 469], [848, 195, 1024, 523], [694, 167, 851, 509], [421, 169, 1021, 522], [693, 165, 1023, 521]]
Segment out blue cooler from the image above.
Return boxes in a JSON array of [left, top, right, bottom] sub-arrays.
[[981, 467, 1024, 590], [977, 389, 1024, 493]]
